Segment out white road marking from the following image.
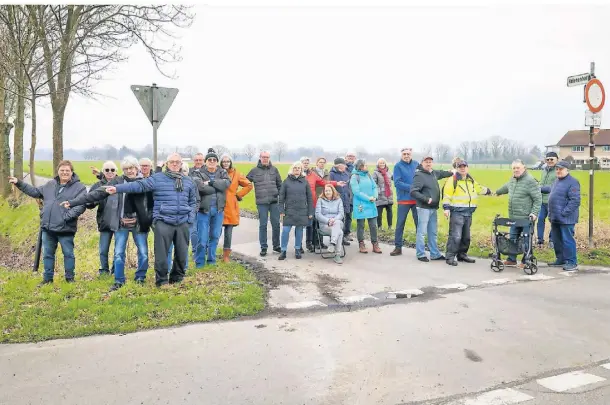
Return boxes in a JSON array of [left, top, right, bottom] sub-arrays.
[[536, 370, 606, 392], [388, 289, 425, 298], [453, 388, 534, 404], [601, 363, 610, 370], [336, 295, 378, 304], [435, 283, 469, 290], [480, 278, 512, 286], [283, 301, 327, 309], [517, 274, 555, 281]]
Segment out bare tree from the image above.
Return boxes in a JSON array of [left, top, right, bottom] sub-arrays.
[[273, 141, 288, 162], [211, 144, 229, 157], [434, 143, 452, 162], [417, 143, 433, 161], [457, 141, 470, 162], [243, 143, 256, 161], [25, 5, 194, 170]]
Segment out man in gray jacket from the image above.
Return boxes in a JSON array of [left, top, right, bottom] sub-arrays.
[[191, 148, 230, 267], [247, 150, 283, 256]]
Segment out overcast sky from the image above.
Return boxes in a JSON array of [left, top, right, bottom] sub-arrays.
[[22, 2, 610, 154]]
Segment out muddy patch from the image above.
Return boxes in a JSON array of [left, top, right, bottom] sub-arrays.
[[231, 252, 298, 291], [315, 272, 347, 300], [0, 235, 33, 270]]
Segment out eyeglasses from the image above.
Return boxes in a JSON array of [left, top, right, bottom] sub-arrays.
[[104, 168, 116, 173], [207, 158, 218, 162], [221, 161, 230, 164], [545, 158, 556, 161]]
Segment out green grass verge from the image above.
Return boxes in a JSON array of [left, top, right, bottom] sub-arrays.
[[0, 198, 265, 343]]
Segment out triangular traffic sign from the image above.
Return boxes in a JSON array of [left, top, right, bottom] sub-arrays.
[[130, 85, 179, 128], [131, 85, 153, 124], [156, 87, 179, 128]]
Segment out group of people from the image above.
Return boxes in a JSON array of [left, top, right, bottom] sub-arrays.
[[7, 147, 581, 290]]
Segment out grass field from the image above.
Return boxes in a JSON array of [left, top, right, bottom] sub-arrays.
[[0, 197, 265, 343], [23, 160, 610, 266]]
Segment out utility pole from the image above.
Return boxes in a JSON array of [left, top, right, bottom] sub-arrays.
[[587, 62, 595, 248]]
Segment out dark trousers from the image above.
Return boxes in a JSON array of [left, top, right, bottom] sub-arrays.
[[223, 225, 234, 249], [394, 203, 418, 248], [376, 204, 393, 228], [446, 212, 472, 259], [306, 220, 320, 247], [153, 221, 190, 286], [344, 211, 352, 236], [551, 223, 577, 266], [537, 203, 552, 243], [256, 203, 280, 249], [356, 218, 378, 243]]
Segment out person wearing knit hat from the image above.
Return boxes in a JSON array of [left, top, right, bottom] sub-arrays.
[[205, 148, 219, 162], [537, 151, 559, 248]]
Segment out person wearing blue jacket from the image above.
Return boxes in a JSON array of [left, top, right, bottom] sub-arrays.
[[105, 153, 199, 287], [350, 159, 382, 254], [545, 161, 581, 271], [390, 147, 419, 256], [330, 158, 353, 245]]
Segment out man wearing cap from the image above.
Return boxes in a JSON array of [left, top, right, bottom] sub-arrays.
[[537, 152, 558, 248], [547, 160, 581, 271], [329, 157, 353, 245], [442, 160, 492, 266], [190, 148, 231, 267], [390, 147, 419, 256], [410, 155, 454, 262]]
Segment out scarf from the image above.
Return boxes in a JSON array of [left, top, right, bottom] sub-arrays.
[[379, 167, 392, 198], [314, 168, 325, 178], [164, 168, 184, 192]]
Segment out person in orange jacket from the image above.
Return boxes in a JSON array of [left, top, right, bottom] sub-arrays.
[[300, 156, 346, 252], [220, 153, 253, 262]]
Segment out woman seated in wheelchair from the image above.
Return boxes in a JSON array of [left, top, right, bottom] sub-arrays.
[[315, 184, 345, 264]]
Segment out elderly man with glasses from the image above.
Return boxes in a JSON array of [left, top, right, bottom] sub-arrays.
[[104, 153, 198, 287], [538, 152, 559, 248], [390, 147, 419, 256]]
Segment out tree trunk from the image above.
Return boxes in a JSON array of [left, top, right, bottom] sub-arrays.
[[0, 73, 10, 197], [52, 108, 65, 171], [13, 77, 25, 180], [29, 96, 37, 187]]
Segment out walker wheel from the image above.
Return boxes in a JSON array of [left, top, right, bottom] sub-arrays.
[[491, 260, 504, 272]]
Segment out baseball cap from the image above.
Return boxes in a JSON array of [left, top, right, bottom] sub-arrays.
[[457, 160, 468, 167], [555, 160, 570, 169], [423, 156, 434, 161], [546, 152, 559, 159]]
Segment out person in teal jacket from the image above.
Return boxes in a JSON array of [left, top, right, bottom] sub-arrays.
[[350, 159, 382, 254]]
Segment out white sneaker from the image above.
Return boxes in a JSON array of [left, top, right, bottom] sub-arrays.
[[327, 243, 336, 254]]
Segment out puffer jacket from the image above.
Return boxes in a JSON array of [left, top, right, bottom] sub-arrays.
[[315, 197, 345, 225], [393, 159, 419, 203], [548, 174, 581, 225], [372, 168, 394, 206], [246, 161, 282, 205], [16, 173, 87, 234], [496, 171, 542, 220], [329, 167, 352, 214], [114, 171, 198, 226], [350, 170, 378, 220], [279, 174, 314, 227], [190, 167, 231, 213], [67, 175, 154, 233], [539, 165, 558, 204]]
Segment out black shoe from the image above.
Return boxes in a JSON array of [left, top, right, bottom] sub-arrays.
[[431, 255, 446, 261], [273, 246, 282, 253], [320, 243, 328, 249], [109, 282, 124, 292], [458, 255, 476, 263], [300, 247, 306, 254], [342, 238, 351, 246], [418, 257, 430, 262], [295, 250, 302, 259], [390, 248, 402, 256], [446, 259, 458, 266], [169, 278, 183, 285], [260, 248, 267, 257], [38, 279, 53, 287], [279, 251, 287, 260], [306, 244, 314, 253], [134, 278, 145, 285], [65, 278, 75, 283], [98, 269, 110, 277]]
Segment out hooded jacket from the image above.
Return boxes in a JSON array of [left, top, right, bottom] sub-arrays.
[[16, 173, 87, 233], [222, 156, 253, 226], [349, 170, 378, 220], [279, 174, 314, 226], [246, 161, 283, 205], [190, 166, 231, 213], [410, 165, 453, 209]]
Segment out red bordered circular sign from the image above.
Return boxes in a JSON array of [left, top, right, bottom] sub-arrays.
[[585, 78, 605, 113]]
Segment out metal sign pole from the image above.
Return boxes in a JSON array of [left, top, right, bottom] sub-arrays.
[[588, 62, 595, 248], [152, 83, 159, 168]]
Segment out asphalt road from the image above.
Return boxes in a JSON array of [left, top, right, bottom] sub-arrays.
[[2, 173, 610, 405]]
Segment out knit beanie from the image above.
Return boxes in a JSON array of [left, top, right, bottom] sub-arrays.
[[205, 148, 219, 161]]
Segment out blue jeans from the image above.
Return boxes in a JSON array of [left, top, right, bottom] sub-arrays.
[[195, 207, 225, 267], [537, 203, 552, 243], [281, 225, 304, 252], [257, 203, 281, 249], [113, 229, 149, 284], [507, 225, 530, 263], [395, 204, 418, 248], [551, 223, 577, 266], [415, 208, 441, 259], [189, 222, 198, 258], [42, 230, 75, 281], [98, 231, 114, 273]]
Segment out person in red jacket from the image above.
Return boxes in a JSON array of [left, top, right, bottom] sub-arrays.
[[300, 157, 346, 252]]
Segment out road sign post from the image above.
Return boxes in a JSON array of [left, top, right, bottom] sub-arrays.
[[131, 83, 179, 168], [568, 62, 603, 248]]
